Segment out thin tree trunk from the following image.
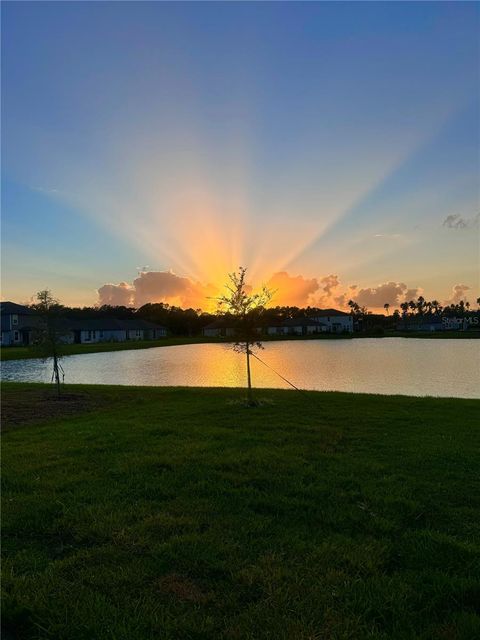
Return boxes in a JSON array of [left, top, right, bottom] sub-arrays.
[[52, 347, 61, 397], [246, 340, 253, 404]]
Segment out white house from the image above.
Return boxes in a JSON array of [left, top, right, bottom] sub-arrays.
[[311, 309, 353, 333]]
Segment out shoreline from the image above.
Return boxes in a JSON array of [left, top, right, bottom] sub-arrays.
[[2, 330, 479, 362], [2, 381, 479, 402]]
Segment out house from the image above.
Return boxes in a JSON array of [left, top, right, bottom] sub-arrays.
[[0, 301, 40, 345], [0, 302, 167, 346], [67, 318, 167, 344], [396, 317, 444, 332], [311, 309, 353, 333], [202, 320, 236, 338], [267, 318, 327, 336]]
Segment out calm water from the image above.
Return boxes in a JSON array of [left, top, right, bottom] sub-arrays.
[[2, 339, 480, 398]]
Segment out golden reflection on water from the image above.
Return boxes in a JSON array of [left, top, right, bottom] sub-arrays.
[[2, 340, 479, 398]]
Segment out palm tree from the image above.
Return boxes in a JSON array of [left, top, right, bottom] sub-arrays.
[[416, 296, 425, 316], [383, 303, 390, 315]]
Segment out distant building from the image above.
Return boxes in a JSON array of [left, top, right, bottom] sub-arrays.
[[0, 301, 167, 346], [267, 318, 327, 336], [396, 317, 444, 332], [202, 320, 236, 338], [311, 309, 354, 333], [396, 316, 479, 332], [0, 302, 40, 346], [67, 318, 167, 343]]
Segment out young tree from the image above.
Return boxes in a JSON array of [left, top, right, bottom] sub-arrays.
[[216, 267, 274, 406], [31, 289, 65, 396]]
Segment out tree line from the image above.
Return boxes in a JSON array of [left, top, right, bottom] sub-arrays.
[[349, 296, 480, 320], [27, 295, 480, 337]]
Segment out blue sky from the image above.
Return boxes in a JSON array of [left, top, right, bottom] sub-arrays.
[[2, 1, 479, 309]]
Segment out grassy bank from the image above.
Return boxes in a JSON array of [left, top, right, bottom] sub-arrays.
[[2, 330, 479, 361], [2, 383, 479, 639], [0, 337, 226, 361]]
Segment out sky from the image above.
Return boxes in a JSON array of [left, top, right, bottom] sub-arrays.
[[2, 1, 479, 312]]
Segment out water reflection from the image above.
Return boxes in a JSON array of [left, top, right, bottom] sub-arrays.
[[1, 339, 479, 398]]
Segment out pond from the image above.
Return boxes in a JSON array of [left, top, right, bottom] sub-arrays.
[[2, 338, 479, 398]]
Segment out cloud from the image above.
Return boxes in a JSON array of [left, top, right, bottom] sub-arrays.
[[309, 274, 343, 307], [320, 274, 340, 296], [97, 282, 134, 307], [373, 233, 402, 239], [97, 270, 434, 313], [334, 285, 359, 309], [98, 271, 218, 310], [442, 213, 479, 229], [132, 271, 218, 308], [354, 282, 421, 308], [266, 271, 319, 307], [445, 283, 471, 305], [98, 269, 322, 310]]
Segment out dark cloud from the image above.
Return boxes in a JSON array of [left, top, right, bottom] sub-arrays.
[[443, 213, 479, 229]]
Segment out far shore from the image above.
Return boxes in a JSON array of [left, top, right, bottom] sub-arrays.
[[1, 330, 479, 361]]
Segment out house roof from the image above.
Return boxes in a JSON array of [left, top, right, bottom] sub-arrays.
[[267, 318, 326, 328], [282, 318, 326, 327], [313, 309, 351, 318], [0, 301, 35, 315], [67, 318, 166, 331], [203, 320, 231, 330]]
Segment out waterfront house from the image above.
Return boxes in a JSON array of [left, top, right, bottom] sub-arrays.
[[311, 309, 353, 333], [0, 301, 40, 345], [396, 317, 444, 332], [0, 302, 167, 346], [267, 318, 327, 336], [67, 318, 167, 343], [202, 320, 236, 337]]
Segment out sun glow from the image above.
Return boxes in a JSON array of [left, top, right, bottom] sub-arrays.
[[8, 84, 466, 311]]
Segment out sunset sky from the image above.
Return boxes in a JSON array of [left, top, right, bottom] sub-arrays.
[[2, 2, 479, 311]]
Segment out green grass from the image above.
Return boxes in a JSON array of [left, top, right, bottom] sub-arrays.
[[2, 330, 478, 361], [2, 383, 480, 639]]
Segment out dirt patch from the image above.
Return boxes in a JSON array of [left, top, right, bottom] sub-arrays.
[[157, 573, 209, 604], [1, 387, 103, 430]]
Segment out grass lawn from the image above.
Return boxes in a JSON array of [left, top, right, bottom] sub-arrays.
[[2, 383, 479, 639]]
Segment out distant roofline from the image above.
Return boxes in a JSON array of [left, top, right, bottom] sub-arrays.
[[0, 301, 35, 315], [313, 308, 351, 317]]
